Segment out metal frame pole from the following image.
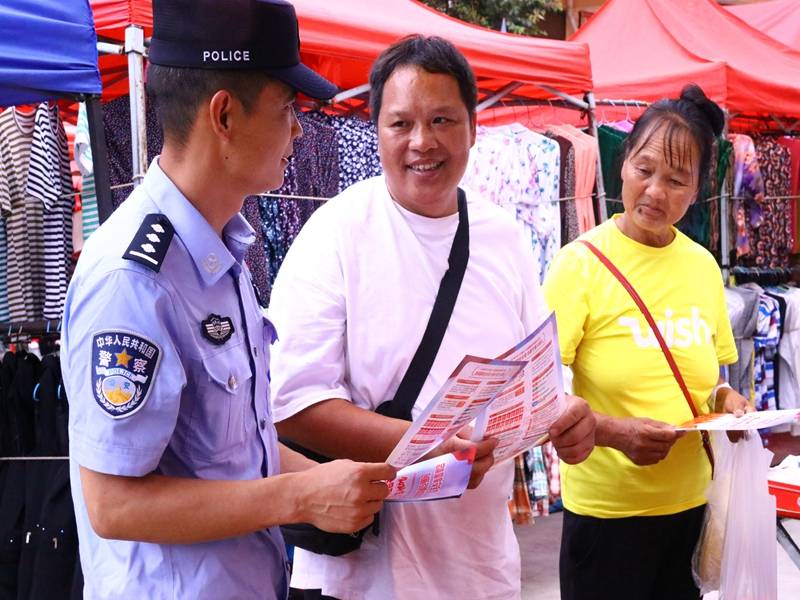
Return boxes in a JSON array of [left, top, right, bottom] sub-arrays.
[[586, 92, 608, 222], [125, 25, 148, 188], [720, 109, 731, 282]]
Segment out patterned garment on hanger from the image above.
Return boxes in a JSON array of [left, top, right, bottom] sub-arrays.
[[463, 124, 561, 282], [102, 96, 164, 208], [750, 137, 792, 268], [258, 112, 341, 299], [777, 137, 800, 254], [302, 112, 381, 193], [729, 134, 766, 260]]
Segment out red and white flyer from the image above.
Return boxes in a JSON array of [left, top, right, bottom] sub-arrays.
[[386, 356, 527, 468], [676, 408, 800, 431], [386, 447, 477, 503], [471, 313, 566, 463]]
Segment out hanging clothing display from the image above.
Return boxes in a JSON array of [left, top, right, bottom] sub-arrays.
[[547, 123, 597, 234], [27, 103, 74, 320], [777, 136, 800, 254], [102, 95, 164, 209], [0, 107, 43, 321], [730, 133, 766, 260], [0, 221, 8, 322], [549, 134, 579, 244], [750, 136, 792, 267], [0, 347, 81, 600], [303, 112, 381, 193], [725, 285, 760, 403], [771, 285, 800, 411], [258, 111, 342, 299], [75, 103, 99, 240], [0, 104, 75, 322], [462, 123, 561, 282], [598, 124, 627, 214]]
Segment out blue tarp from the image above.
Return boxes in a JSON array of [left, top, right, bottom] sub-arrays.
[[0, 0, 101, 106]]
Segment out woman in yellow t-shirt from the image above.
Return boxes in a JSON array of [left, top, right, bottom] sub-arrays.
[[542, 84, 752, 600]]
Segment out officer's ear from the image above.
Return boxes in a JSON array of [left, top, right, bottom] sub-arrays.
[[207, 89, 236, 142]]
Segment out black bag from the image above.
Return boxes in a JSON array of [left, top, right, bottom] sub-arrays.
[[280, 189, 470, 556]]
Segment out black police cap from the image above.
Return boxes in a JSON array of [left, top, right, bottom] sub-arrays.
[[148, 0, 338, 100]]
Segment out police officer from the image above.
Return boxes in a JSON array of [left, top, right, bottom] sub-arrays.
[[60, 1, 396, 598]]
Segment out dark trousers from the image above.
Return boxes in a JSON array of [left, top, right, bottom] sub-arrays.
[[560, 505, 705, 600]]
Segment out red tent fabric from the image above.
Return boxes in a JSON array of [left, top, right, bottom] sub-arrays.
[[726, 0, 800, 51], [88, 0, 593, 104], [292, 0, 592, 102], [572, 0, 800, 130], [89, 0, 152, 100]]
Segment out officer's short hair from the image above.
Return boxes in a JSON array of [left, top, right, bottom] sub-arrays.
[[368, 35, 477, 124], [146, 64, 274, 148]]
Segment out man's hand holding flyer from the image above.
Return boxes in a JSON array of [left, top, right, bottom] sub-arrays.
[[385, 313, 567, 503]]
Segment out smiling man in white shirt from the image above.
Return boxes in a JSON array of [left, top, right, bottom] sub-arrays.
[[269, 35, 596, 600]]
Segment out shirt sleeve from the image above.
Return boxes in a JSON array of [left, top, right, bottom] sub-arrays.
[[541, 243, 592, 366], [268, 215, 350, 423], [713, 272, 738, 366], [63, 267, 187, 477]]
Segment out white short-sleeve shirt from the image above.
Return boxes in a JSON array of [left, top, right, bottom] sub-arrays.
[[269, 175, 548, 600]]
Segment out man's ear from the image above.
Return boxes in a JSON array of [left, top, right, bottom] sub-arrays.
[[208, 90, 235, 141]]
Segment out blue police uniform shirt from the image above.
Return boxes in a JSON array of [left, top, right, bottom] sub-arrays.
[[61, 158, 288, 599]]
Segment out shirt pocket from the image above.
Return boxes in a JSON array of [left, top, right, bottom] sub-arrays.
[[185, 346, 253, 461]]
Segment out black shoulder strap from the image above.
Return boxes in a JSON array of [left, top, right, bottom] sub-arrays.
[[377, 188, 470, 421], [122, 213, 175, 273]]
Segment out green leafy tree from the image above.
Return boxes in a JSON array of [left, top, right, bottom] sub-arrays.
[[419, 0, 562, 37]]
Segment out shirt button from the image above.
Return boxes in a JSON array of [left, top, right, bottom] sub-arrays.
[[227, 375, 238, 391], [259, 418, 267, 430]]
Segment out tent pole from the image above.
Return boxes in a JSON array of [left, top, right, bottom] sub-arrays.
[[330, 83, 371, 105], [586, 92, 608, 222], [125, 25, 147, 188], [534, 84, 589, 111], [720, 110, 731, 283], [475, 82, 523, 112], [85, 97, 114, 225]]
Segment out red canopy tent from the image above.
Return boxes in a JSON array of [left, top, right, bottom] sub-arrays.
[[726, 0, 800, 52], [572, 0, 800, 131], [291, 0, 593, 106], [84, 0, 600, 198], [87, 0, 594, 107]]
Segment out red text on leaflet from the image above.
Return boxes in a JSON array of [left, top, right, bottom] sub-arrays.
[[431, 464, 446, 493], [415, 474, 431, 497]]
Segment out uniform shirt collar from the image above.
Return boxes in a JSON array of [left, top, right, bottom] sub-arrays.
[[144, 157, 256, 285]]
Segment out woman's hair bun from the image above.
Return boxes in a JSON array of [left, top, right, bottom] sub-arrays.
[[680, 83, 725, 137]]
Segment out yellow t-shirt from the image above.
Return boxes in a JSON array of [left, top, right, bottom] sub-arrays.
[[542, 215, 738, 518]]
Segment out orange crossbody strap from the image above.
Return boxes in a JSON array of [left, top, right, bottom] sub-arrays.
[[577, 239, 715, 471]]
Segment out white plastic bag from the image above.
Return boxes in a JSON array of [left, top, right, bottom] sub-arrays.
[[692, 432, 777, 599]]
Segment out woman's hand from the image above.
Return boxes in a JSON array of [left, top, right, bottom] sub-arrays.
[[596, 414, 684, 466], [715, 386, 755, 442], [715, 386, 753, 417]]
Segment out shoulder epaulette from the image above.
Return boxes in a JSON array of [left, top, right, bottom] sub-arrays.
[[122, 213, 175, 273]]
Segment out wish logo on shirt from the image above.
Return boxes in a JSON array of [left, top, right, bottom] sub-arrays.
[[619, 307, 712, 349], [91, 330, 162, 419]]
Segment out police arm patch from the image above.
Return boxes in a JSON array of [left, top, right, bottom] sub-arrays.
[[91, 330, 162, 419]]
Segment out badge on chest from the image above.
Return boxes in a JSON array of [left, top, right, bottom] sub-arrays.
[[201, 314, 235, 345]]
